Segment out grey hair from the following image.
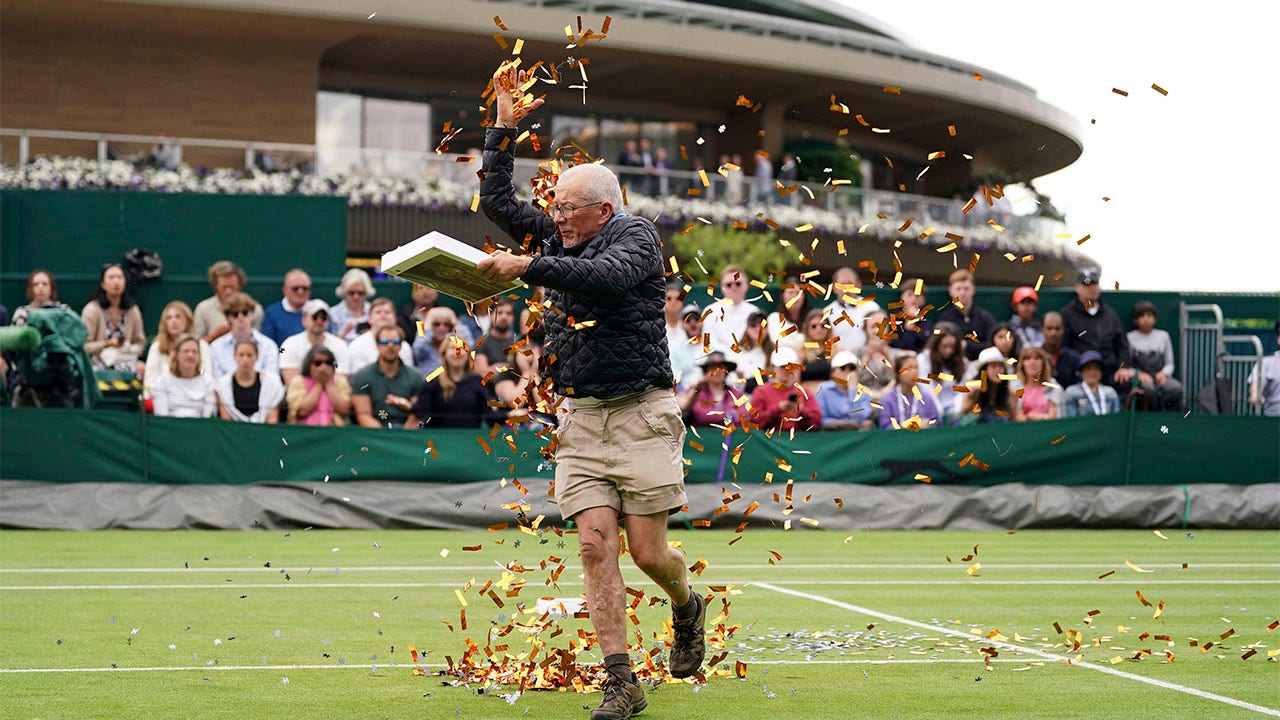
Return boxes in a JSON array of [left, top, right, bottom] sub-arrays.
[[559, 163, 623, 210], [336, 267, 376, 298]]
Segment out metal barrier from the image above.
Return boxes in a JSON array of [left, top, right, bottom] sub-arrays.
[[1180, 303, 1224, 412], [1223, 335, 1264, 416], [1179, 303, 1267, 415]]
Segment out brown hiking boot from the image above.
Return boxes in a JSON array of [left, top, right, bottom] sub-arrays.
[[589, 673, 646, 720], [668, 591, 705, 678]]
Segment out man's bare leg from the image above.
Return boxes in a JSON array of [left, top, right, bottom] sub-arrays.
[[577, 505, 647, 720], [624, 512, 692, 606], [625, 511, 704, 678], [575, 506, 628, 657]]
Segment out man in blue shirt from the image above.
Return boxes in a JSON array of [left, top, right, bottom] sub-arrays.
[[261, 269, 311, 346]]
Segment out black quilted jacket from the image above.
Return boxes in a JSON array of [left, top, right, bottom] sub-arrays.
[[480, 127, 674, 399]]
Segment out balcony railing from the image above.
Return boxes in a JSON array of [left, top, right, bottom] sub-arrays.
[[1, 126, 1069, 263]]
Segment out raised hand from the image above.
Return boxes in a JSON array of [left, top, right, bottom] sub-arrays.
[[492, 61, 545, 128]]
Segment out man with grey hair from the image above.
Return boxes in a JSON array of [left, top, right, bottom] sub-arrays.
[[477, 62, 704, 720]]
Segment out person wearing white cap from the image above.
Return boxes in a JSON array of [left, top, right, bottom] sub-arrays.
[[957, 346, 1015, 424], [815, 350, 874, 430], [279, 298, 351, 385], [748, 346, 822, 431]]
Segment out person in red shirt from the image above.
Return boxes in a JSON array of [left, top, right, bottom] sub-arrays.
[[749, 346, 822, 431]]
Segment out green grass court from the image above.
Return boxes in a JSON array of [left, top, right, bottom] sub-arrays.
[[1, 528, 1277, 719]]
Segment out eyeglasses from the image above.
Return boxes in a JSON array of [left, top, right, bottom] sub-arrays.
[[550, 200, 603, 218], [723, 281, 744, 288], [311, 359, 335, 367], [377, 338, 402, 346], [289, 285, 311, 292], [225, 309, 252, 318], [838, 364, 857, 371], [432, 321, 454, 327]]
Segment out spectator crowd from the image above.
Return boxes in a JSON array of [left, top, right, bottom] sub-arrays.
[[4, 260, 1277, 432]]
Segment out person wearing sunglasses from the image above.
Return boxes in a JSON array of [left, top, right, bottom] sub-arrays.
[[330, 268, 375, 342], [476, 61, 704, 718], [279, 299, 349, 385], [411, 306, 473, 376], [261, 268, 312, 346], [351, 324, 419, 428], [347, 298, 415, 376], [285, 344, 350, 426], [701, 263, 764, 353], [823, 266, 881, 356], [209, 292, 279, 379]]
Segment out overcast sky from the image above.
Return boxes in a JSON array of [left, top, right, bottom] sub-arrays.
[[834, 1, 1275, 295]]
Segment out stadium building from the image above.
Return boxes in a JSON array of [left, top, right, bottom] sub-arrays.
[[1, 0, 1091, 279]]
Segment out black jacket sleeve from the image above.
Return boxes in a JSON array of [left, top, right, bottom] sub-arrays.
[[480, 127, 556, 246]]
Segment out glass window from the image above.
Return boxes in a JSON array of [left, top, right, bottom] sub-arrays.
[[363, 98, 431, 178], [316, 91, 362, 176]]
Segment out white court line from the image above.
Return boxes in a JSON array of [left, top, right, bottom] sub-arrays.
[[0, 658, 1032, 675], [3, 578, 1278, 591], [2, 562, 1275, 574], [756, 582, 1280, 717]]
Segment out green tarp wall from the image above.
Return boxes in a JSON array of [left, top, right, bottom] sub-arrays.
[[2, 408, 1275, 487]]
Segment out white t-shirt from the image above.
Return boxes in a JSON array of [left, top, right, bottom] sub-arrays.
[[824, 299, 882, 354], [279, 331, 352, 375], [701, 300, 763, 351], [346, 331, 416, 377]]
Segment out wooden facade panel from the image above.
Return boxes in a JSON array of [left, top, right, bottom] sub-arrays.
[[0, 63, 58, 128]]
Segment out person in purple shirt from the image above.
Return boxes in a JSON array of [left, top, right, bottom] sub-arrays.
[[878, 354, 941, 430], [261, 268, 311, 346]]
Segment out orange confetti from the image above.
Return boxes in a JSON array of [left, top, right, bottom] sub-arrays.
[[1151, 83, 1169, 96]]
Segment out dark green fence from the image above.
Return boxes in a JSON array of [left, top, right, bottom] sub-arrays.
[[1, 407, 1274, 487]]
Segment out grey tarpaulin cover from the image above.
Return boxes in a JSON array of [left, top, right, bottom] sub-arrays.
[[2, 480, 1276, 531]]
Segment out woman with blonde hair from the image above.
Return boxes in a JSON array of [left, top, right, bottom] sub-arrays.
[[330, 268, 375, 341], [411, 305, 475, 374], [143, 301, 212, 391], [405, 336, 488, 428], [1014, 345, 1058, 421], [151, 335, 216, 418]]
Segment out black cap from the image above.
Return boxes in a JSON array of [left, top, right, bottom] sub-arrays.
[[1076, 267, 1100, 285]]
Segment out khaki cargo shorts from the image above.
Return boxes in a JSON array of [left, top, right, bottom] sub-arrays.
[[554, 386, 688, 520]]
